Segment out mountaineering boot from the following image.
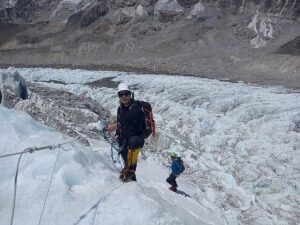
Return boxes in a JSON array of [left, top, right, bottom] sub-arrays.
[[120, 148, 139, 182], [119, 173, 125, 180], [119, 168, 126, 180], [131, 173, 137, 181], [125, 172, 136, 181], [169, 186, 177, 192], [121, 171, 137, 182], [119, 169, 131, 181], [169, 187, 177, 192]]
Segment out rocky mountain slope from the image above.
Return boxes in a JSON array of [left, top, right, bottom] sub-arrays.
[[0, 0, 299, 88]]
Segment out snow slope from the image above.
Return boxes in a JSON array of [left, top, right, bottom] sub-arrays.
[[0, 105, 224, 225], [1, 67, 300, 224]]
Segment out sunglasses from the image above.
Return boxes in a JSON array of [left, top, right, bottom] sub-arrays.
[[118, 91, 131, 97]]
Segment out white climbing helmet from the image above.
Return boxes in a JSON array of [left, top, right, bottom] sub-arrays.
[[117, 83, 131, 94]]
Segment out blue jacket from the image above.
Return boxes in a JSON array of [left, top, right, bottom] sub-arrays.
[[171, 158, 182, 176]]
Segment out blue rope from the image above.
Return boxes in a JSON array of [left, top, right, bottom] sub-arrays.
[[99, 130, 121, 163]]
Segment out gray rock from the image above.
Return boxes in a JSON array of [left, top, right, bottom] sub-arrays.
[[177, 0, 199, 8], [110, 0, 138, 8], [154, 0, 184, 15], [277, 36, 300, 56], [113, 10, 131, 25], [66, 0, 109, 28], [0, 8, 13, 24], [159, 10, 185, 23], [66, 10, 85, 27], [80, 1, 109, 27], [13, 0, 61, 23]]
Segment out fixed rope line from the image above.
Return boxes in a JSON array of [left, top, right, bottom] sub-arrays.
[[100, 129, 120, 151], [73, 183, 125, 225], [5, 138, 78, 225], [10, 153, 23, 225], [38, 148, 62, 225], [99, 129, 121, 163], [0, 138, 77, 159], [0, 146, 52, 159], [90, 184, 124, 225]]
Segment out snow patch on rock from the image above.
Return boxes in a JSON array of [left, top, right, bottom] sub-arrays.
[[136, 4, 147, 17], [154, 0, 184, 15], [247, 11, 274, 48], [188, 1, 205, 18]]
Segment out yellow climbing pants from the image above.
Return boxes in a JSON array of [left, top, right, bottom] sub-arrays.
[[127, 148, 140, 171]]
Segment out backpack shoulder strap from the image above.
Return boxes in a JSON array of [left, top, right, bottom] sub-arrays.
[[174, 158, 181, 167], [176, 157, 184, 168], [117, 106, 122, 117], [133, 100, 143, 108]]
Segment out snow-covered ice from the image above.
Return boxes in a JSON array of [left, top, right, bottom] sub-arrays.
[[0, 67, 299, 225], [0, 105, 223, 225]]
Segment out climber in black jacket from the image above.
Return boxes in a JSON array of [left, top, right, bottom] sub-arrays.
[[107, 83, 145, 182]]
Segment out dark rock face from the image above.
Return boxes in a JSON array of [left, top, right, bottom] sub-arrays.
[[66, 10, 84, 27], [81, 1, 109, 27], [14, 0, 61, 22], [109, 0, 158, 8], [0, 0, 61, 23], [66, 1, 109, 27], [177, 0, 199, 8], [110, 0, 138, 8], [216, 0, 243, 10], [277, 36, 300, 56], [0, 8, 13, 23], [159, 10, 185, 23]]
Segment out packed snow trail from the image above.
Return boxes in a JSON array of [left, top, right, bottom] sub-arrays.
[[0, 106, 224, 225]]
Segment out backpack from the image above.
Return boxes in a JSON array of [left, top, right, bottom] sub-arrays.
[[135, 100, 156, 139], [177, 157, 185, 174]]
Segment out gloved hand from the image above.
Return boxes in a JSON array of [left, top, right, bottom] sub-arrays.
[[107, 123, 117, 133], [114, 135, 119, 142]]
